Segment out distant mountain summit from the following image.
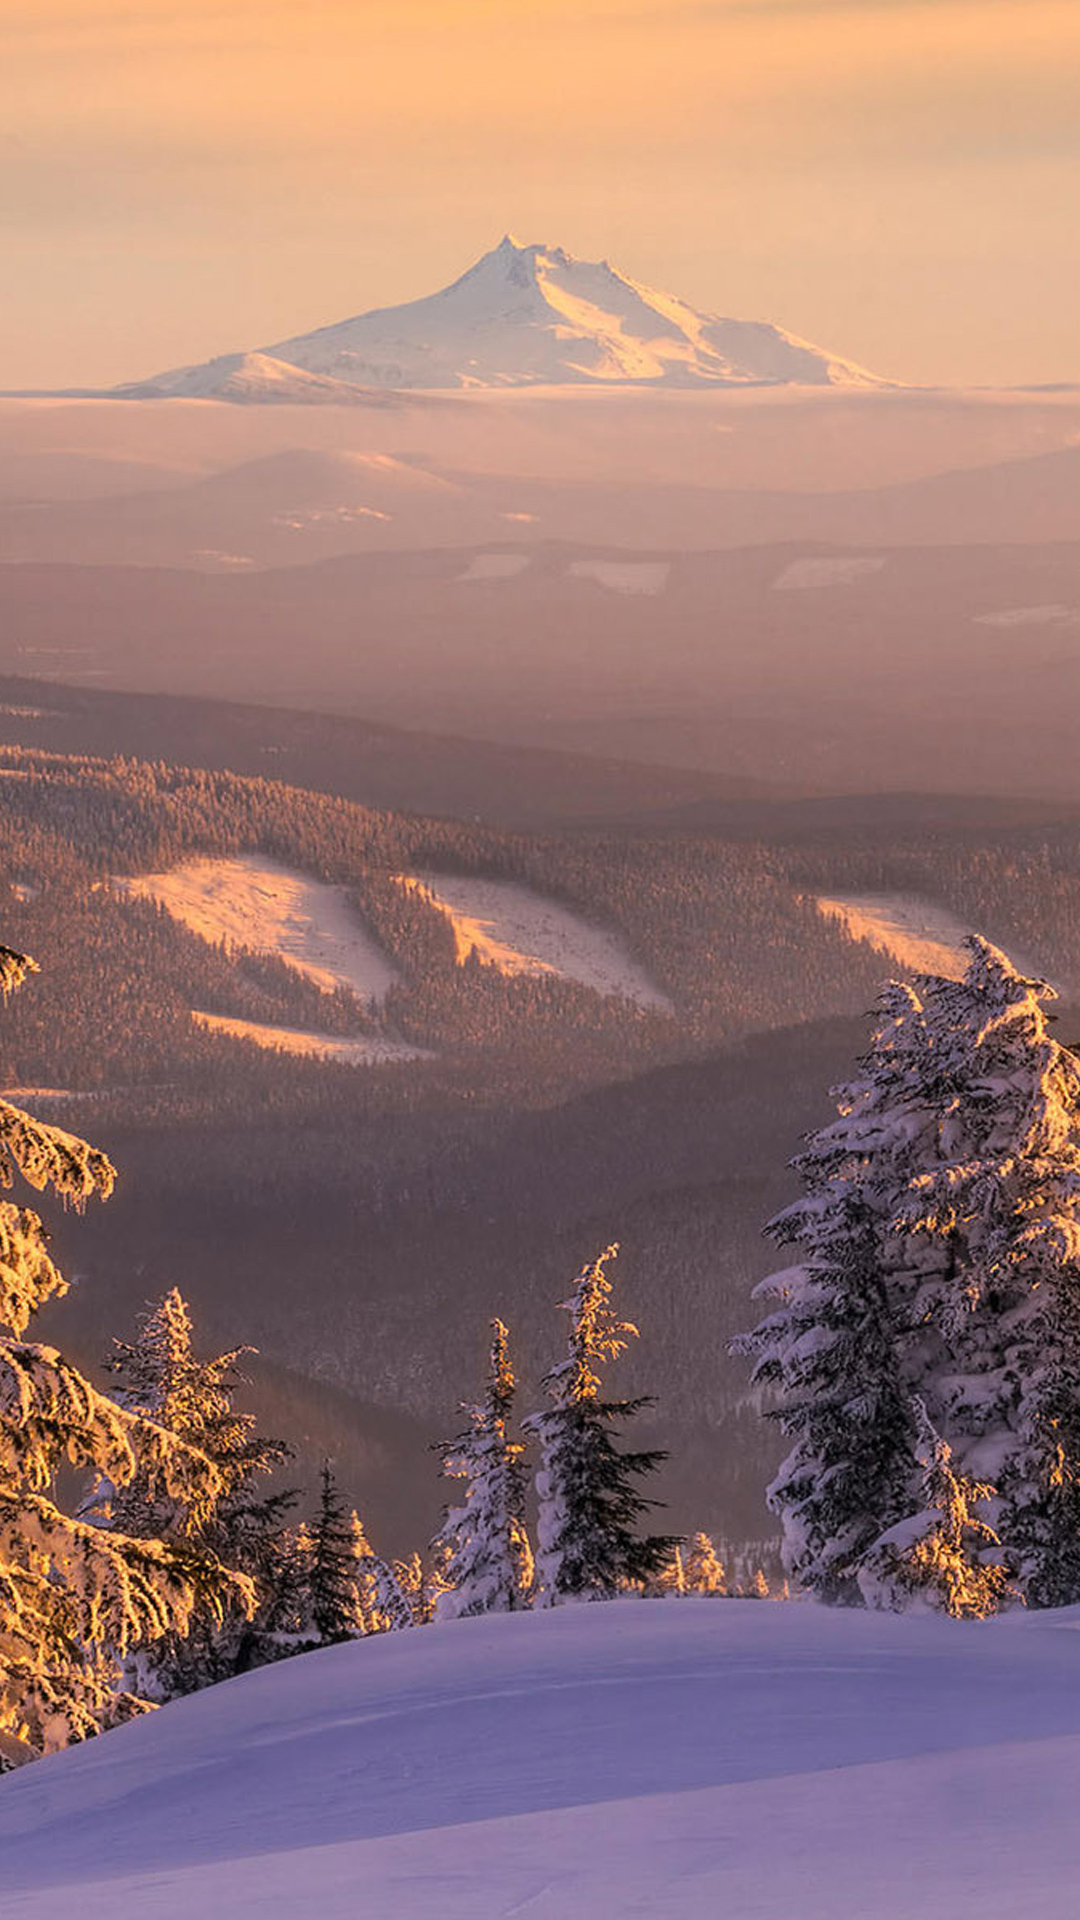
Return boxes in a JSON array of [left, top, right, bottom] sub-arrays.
[[120, 236, 889, 399]]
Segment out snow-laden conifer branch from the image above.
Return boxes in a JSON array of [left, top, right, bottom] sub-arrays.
[[0, 947, 255, 1750], [0, 1101, 115, 1205], [0, 946, 38, 999]]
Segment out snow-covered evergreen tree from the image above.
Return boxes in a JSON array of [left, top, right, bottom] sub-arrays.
[[525, 1245, 674, 1604], [858, 1402, 1013, 1619], [900, 939, 1080, 1608], [683, 1532, 727, 1595], [735, 983, 934, 1603], [0, 944, 249, 1753], [434, 1318, 534, 1618], [95, 1289, 295, 1694]]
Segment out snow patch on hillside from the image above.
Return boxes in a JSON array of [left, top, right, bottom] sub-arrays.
[[815, 891, 1035, 981], [773, 555, 886, 590], [190, 1012, 425, 1065], [115, 856, 398, 1003], [568, 558, 671, 595], [974, 603, 1080, 628], [6, 1604, 1080, 1918], [395, 871, 671, 1010]]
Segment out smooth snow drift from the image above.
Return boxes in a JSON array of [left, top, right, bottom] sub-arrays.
[[395, 870, 670, 1010], [122, 235, 887, 397], [816, 891, 1035, 981], [116, 855, 398, 1003], [5, 1602, 1080, 1918], [190, 1011, 423, 1065]]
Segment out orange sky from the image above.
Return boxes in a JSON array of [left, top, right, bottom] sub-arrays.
[[3, 0, 1078, 386]]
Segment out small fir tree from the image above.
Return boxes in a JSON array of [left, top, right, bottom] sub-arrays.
[[0, 944, 249, 1753], [308, 1462, 362, 1645], [525, 1245, 675, 1604], [434, 1319, 534, 1618], [96, 1289, 295, 1695], [683, 1532, 728, 1596], [858, 1402, 1014, 1619]]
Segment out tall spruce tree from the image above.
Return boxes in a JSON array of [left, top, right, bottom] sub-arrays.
[[434, 1318, 534, 1618], [901, 939, 1080, 1607], [734, 983, 933, 1602], [0, 944, 249, 1753], [95, 1289, 295, 1695], [525, 1245, 674, 1604]]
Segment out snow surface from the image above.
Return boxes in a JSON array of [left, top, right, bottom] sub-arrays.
[[5, 1602, 1080, 1917], [115, 855, 398, 1003], [395, 871, 671, 1010], [189, 1011, 424, 1065], [568, 558, 671, 595], [773, 555, 886, 590], [131, 236, 887, 397], [112, 351, 383, 406]]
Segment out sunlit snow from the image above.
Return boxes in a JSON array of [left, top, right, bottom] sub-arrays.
[[395, 871, 671, 1010], [190, 1012, 424, 1065], [816, 891, 1029, 981], [115, 855, 399, 1003]]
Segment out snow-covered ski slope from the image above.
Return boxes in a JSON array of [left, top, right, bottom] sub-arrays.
[[395, 871, 671, 1010], [116, 854, 399, 1003], [4, 1602, 1080, 1918], [814, 890, 1053, 986]]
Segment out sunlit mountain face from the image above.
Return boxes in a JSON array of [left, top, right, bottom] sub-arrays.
[[112, 236, 888, 400]]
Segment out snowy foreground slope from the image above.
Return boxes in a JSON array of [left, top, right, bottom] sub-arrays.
[[4, 1604, 1080, 1918]]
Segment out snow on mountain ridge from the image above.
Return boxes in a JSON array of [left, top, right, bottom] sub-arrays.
[[113, 351, 388, 405], [126, 237, 889, 399]]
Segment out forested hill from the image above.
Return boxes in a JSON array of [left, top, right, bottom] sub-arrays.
[[4, 742, 1080, 1551]]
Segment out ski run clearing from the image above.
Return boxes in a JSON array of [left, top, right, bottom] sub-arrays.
[[115, 855, 399, 1003], [5, 1601, 1080, 1918], [394, 871, 671, 1011], [189, 1012, 424, 1066], [817, 890, 1025, 982]]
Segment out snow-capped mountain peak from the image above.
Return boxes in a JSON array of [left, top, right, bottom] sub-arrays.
[[118, 238, 890, 400]]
